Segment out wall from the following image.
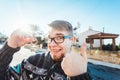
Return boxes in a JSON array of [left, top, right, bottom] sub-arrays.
[[87, 50, 120, 64]]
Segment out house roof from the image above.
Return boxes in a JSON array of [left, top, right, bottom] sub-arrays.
[[88, 32, 119, 39], [77, 28, 101, 38]]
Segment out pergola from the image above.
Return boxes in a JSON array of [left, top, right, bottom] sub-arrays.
[[86, 32, 119, 51]]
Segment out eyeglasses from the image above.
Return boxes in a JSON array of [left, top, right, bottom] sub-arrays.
[[48, 35, 72, 44]]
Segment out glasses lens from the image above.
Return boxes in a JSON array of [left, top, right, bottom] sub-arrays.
[[48, 35, 71, 44], [54, 36, 64, 43]]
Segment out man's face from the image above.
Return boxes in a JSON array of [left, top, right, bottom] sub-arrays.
[[48, 28, 75, 61]]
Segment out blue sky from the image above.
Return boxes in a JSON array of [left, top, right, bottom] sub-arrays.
[[0, 0, 120, 44]]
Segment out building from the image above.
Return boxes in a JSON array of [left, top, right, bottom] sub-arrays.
[[77, 27, 102, 49], [77, 27, 119, 50]]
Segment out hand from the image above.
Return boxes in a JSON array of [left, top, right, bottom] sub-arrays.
[[7, 28, 36, 48], [61, 43, 87, 76]]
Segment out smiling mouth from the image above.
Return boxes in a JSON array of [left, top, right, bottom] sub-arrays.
[[52, 49, 62, 53]]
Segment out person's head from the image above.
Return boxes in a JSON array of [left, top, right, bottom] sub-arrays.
[[47, 20, 76, 61]]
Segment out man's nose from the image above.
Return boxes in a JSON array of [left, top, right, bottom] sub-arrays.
[[49, 39, 57, 46]]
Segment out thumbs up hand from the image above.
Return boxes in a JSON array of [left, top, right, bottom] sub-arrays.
[[61, 43, 87, 76]]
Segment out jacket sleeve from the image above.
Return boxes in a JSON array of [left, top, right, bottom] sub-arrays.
[[68, 72, 91, 80], [0, 42, 20, 77]]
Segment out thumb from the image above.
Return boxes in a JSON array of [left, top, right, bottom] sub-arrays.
[[80, 43, 87, 60]]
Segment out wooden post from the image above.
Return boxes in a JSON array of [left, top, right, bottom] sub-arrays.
[[90, 38, 93, 49], [90, 43, 93, 49], [100, 38, 102, 50], [112, 38, 116, 51]]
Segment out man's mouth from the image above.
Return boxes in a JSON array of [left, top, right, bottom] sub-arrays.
[[51, 49, 62, 53]]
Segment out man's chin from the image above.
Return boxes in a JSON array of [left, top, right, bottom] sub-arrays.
[[52, 55, 64, 62]]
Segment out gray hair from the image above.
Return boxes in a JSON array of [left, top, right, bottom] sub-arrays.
[[48, 20, 73, 35]]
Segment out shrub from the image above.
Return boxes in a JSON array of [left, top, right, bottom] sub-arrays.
[[102, 44, 119, 51], [118, 44, 120, 50]]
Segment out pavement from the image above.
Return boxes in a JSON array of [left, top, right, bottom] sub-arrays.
[[88, 59, 120, 69]]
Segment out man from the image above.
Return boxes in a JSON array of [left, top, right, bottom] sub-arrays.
[[0, 20, 91, 80]]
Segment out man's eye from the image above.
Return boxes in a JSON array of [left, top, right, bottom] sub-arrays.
[[56, 36, 63, 40]]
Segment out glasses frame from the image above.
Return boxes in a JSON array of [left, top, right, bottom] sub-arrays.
[[48, 35, 72, 44]]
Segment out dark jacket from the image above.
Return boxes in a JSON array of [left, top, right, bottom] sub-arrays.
[[0, 43, 91, 80]]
